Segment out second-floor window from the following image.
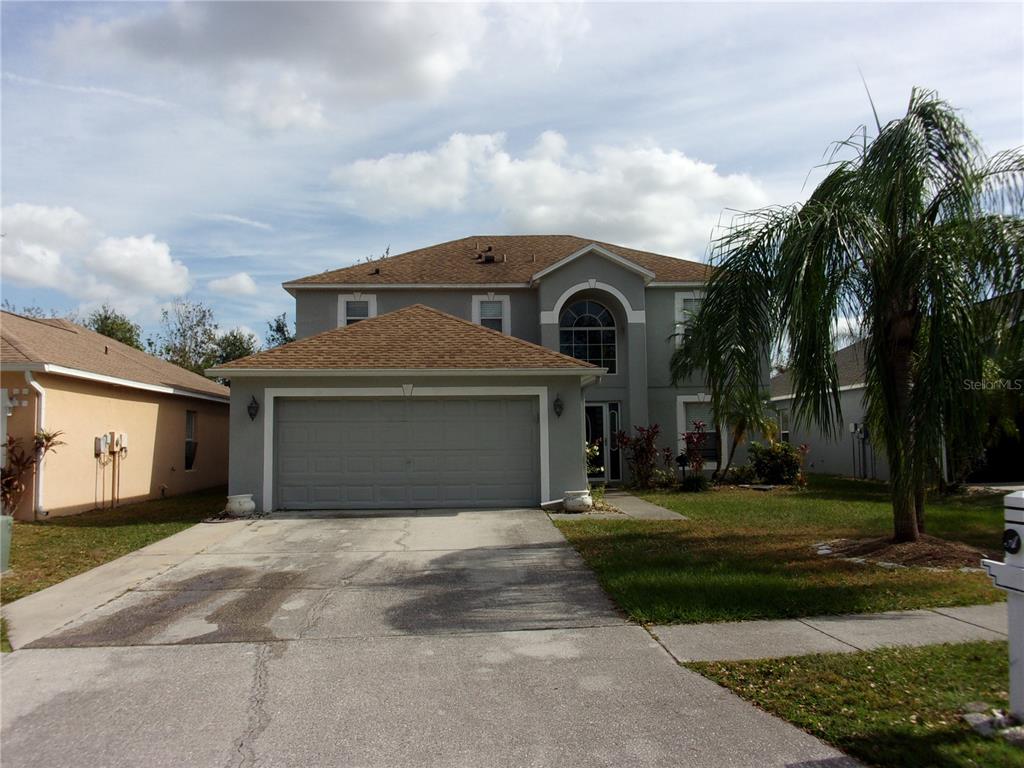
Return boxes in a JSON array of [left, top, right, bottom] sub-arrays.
[[339, 294, 377, 326], [674, 291, 703, 345], [472, 295, 511, 334], [559, 300, 617, 373], [345, 300, 369, 325]]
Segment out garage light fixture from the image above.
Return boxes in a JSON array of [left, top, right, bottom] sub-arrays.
[[247, 395, 260, 421], [553, 395, 564, 418]]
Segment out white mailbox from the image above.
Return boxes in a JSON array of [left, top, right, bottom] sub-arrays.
[[982, 491, 1024, 720]]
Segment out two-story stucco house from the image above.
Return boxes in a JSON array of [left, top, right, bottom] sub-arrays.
[[210, 235, 725, 511]]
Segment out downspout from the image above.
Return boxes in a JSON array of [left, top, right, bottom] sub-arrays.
[[24, 371, 46, 520]]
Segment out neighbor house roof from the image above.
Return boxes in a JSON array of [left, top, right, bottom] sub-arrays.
[[1, 311, 229, 400], [770, 339, 867, 399], [285, 235, 711, 288], [210, 304, 599, 373]]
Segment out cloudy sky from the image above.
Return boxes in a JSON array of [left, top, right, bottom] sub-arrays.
[[2, 1, 1021, 340]]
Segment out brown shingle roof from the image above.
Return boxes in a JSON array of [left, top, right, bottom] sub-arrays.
[[0, 311, 229, 400], [770, 339, 866, 398], [212, 304, 598, 372], [286, 235, 711, 287]]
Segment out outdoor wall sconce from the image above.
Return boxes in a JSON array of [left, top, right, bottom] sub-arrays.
[[247, 395, 260, 421], [553, 395, 564, 418]]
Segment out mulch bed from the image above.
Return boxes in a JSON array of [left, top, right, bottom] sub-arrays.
[[828, 534, 994, 569]]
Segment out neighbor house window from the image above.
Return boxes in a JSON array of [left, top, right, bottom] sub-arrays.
[[559, 300, 616, 373], [338, 294, 377, 326], [185, 410, 198, 471], [472, 295, 511, 334], [778, 409, 791, 444]]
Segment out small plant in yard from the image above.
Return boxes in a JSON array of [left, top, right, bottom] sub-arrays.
[[748, 440, 806, 485], [616, 424, 663, 490], [677, 420, 710, 492], [585, 439, 603, 477], [1, 431, 65, 516], [718, 464, 758, 485]]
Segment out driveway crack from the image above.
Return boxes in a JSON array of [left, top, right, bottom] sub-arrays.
[[393, 520, 411, 551], [226, 644, 272, 768]]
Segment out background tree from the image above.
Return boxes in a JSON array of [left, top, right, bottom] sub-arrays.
[[150, 299, 219, 375], [214, 328, 260, 365], [83, 303, 143, 350], [265, 313, 295, 348], [672, 88, 1023, 542]]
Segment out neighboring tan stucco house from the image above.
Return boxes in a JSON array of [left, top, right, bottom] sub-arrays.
[[209, 235, 732, 512], [1, 311, 230, 520]]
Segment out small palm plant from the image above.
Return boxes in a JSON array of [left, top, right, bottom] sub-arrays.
[[673, 88, 1023, 542], [1, 431, 66, 517]]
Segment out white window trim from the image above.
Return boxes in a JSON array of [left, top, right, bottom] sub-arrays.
[[673, 290, 704, 347], [471, 294, 512, 335], [261, 386, 550, 512], [337, 293, 378, 326], [676, 393, 727, 472], [541, 280, 646, 324]]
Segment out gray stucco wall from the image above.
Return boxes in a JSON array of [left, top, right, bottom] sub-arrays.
[[227, 374, 589, 510], [283, 249, 761, 485], [294, 288, 539, 342], [774, 388, 890, 481], [537, 253, 649, 433]]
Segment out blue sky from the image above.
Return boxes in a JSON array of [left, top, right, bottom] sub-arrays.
[[2, 1, 1021, 341]]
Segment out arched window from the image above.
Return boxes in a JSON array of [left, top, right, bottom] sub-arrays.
[[559, 300, 616, 373]]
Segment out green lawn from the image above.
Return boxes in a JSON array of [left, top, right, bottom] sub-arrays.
[[555, 476, 1004, 624], [690, 641, 1023, 768], [1, 487, 226, 605]]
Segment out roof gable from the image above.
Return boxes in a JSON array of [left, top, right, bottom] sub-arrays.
[[209, 304, 598, 373], [285, 235, 711, 288], [530, 243, 656, 284]]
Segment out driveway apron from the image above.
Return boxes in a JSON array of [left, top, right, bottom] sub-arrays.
[[2, 508, 854, 767]]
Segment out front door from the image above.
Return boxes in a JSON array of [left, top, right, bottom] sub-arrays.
[[585, 403, 621, 483]]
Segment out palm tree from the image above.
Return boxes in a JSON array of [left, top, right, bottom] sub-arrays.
[[673, 88, 1023, 542]]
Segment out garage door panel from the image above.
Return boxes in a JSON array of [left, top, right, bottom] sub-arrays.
[[275, 397, 539, 509], [345, 456, 374, 474]]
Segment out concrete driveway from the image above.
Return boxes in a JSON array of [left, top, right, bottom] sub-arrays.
[[2, 509, 854, 767]]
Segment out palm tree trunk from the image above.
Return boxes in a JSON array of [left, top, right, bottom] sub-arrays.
[[887, 312, 921, 543], [718, 432, 741, 480], [891, 469, 920, 542], [914, 481, 926, 534]]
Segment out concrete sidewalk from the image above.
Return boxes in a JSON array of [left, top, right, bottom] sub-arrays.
[[604, 491, 686, 520], [653, 602, 1008, 662], [2, 519, 250, 649]]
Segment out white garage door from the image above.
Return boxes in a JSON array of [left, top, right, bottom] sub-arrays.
[[275, 398, 540, 509]]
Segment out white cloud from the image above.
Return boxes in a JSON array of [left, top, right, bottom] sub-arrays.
[[330, 132, 769, 257], [49, 3, 584, 131], [208, 272, 259, 296], [84, 235, 191, 296], [198, 213, 273, 231], [0, 204, 190, 314], [331, 133, 505, 219], [227, 74, 324, 131], [2, 71, 177, 110]]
